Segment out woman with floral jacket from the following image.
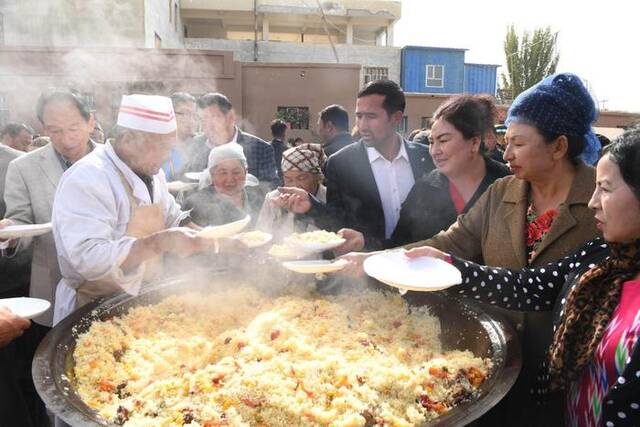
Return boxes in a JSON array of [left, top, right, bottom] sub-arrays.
[[408, 127, 640, 427]]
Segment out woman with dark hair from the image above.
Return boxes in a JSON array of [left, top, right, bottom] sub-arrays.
[[391, 95, 510, 246], [407, 126, 640, 426], [340, 73, 603, 425]]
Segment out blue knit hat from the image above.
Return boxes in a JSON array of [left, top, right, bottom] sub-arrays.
[[505, 73, 600, 165]]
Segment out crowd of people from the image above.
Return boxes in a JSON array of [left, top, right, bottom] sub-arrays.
[[0, 72, 638, 427]]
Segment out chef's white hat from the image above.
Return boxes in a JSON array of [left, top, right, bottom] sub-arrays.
[[117, 94, 177, 134]]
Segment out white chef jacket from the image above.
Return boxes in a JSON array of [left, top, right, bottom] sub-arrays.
[[52, 142, 188, 324], [366, 139, 415, 239]]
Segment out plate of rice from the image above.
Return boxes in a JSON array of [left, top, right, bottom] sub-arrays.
[[284, 230, 346, 252]]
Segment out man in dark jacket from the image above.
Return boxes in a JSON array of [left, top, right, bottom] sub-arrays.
[[276, 80, 435, 251], [270, 119, 288, 182], [317, 104, 353, 158], [187, 93, 279, 189]]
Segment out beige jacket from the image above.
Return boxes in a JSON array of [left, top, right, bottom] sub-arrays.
[[4, 144, 65, 326], [0, 144, 23, 217]]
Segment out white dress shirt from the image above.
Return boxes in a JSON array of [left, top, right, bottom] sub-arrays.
[[52, 142, 188, 324], [366, 140, 415, 239]]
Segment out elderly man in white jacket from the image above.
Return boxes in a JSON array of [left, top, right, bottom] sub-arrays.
[[52, 94, 216, 324]]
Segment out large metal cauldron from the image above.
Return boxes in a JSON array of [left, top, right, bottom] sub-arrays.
[[33, 271, 521, 426]]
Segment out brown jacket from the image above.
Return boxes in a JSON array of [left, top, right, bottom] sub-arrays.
[[405, 161, 600, 424], [407, 161, 599, 268]]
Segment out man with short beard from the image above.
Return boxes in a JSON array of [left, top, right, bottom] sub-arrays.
[[276, 80, 435, 251]]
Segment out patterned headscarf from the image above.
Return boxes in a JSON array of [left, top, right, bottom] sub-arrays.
[[281, 143, 326, 176], [505, 73, 601, 165]]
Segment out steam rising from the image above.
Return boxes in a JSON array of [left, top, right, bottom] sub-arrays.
[[0, 0, 220, 135]]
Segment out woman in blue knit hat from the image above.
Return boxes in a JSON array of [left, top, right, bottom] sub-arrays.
[[339, 73, 603, 425]]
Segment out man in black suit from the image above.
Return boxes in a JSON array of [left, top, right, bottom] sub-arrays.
[[276, 80, 435, 251], [187, 93, 279, 188], [317, 104, 353, 158]]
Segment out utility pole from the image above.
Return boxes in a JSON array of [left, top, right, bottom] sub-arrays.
[[253, 0, 258, 62], [316, 0, 339, 63]]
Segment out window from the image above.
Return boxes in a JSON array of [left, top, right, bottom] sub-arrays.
[[277, 107, 309, 130], [420, 116, 431, 129], [0, 92, 8, 127], [364, 67, 389, 84], [397, 116, 408, 135], [425, 65, 444, 88]]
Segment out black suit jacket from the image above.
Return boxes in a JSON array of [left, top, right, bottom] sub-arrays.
[[306, 139, 435, 250], [323, 132, 353, 158]]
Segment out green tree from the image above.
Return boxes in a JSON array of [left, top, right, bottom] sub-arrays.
[[500, 25, 560, 101]]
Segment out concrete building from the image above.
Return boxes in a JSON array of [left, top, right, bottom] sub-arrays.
[[0, 47, 360, 143], [182, 0, 402, 86], [0, 0, 183, 49]]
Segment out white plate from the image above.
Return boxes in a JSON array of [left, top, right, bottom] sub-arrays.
[[167, 181, 198, 193], [198, 216, 251, 239], [184, 171, 206, 181], [0, 223, 52, 239], [267, 244, 312, 260], [284, 236, 346, 252], [364, 251, 462, 292], [0, 297, 51, 319], [282, 259, 348, 274], [236, 231, 273, 248]]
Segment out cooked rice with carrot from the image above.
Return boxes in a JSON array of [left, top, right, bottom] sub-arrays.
[[73, 287, 491, 426]]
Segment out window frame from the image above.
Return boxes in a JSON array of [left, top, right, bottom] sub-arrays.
[[276, 106, 310, 130], [425, 64, 444, 88], [363, 66, 389, 84]]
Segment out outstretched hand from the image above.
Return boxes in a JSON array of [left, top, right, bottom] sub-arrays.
[[272, 187, 312, 214]]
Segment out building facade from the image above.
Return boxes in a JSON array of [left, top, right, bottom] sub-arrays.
[[401, 46, 499, 96], [0, 47, 360, 143], [182, 0, 402, 86]]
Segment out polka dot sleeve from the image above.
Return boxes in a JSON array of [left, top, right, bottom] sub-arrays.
[[602, 346, 640, 426], [448, 238, 608, 312]]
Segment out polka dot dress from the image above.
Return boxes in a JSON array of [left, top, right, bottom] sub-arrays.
[[450, 238, 640, 426]]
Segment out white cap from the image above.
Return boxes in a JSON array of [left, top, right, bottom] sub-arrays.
[[196, 143, 258, 190], [207, 143, 247, 170], [117, 94, 177, 134]]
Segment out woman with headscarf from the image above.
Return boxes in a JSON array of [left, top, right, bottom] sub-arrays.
[[406, 126, 640, 427], [257, 143, 326, 239], [339, 73, 603, 425], [183, 143, 264, 228], [390, 95, 511, 246]]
